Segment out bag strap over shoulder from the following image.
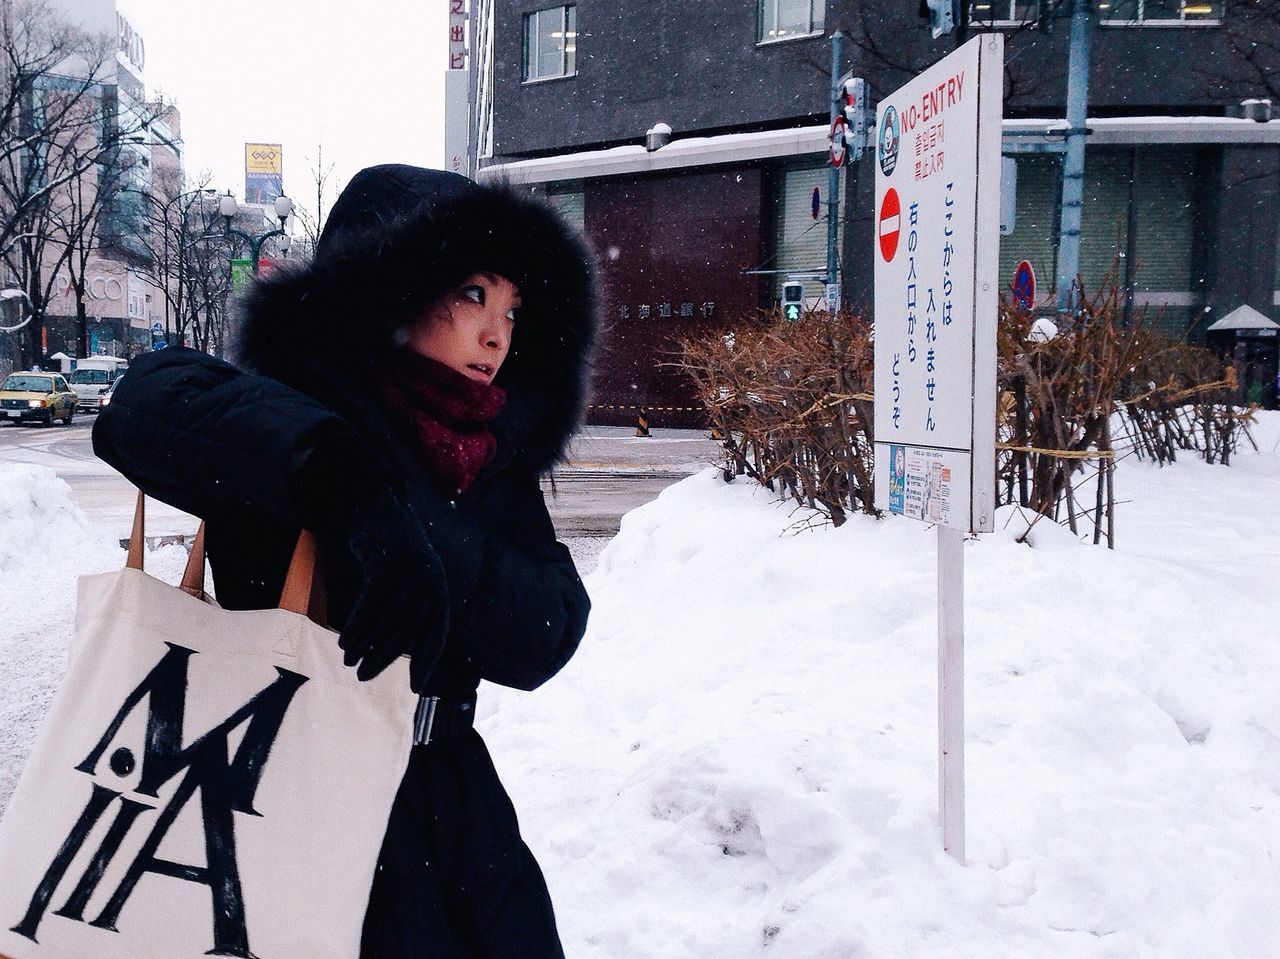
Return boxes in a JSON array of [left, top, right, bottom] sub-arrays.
[[126, 491, 207, 601], [278, 530, 328, 626], [126, 491, 327, 624]]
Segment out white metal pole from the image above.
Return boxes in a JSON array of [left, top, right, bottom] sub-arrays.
[[938, 524, 965, 863]]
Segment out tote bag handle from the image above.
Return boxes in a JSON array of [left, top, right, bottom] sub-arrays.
[[126, 491, 207, 600], [126, 491, 327, 625]]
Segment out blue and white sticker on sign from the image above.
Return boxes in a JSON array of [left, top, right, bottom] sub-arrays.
[[888, 444, 906, 514], [878, 105, 900, 177]]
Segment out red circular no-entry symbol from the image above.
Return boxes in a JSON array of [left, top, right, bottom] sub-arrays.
[[879, 188, 901, 263]]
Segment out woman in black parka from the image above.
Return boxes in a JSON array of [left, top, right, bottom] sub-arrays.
[[92, 165, 597, 958]]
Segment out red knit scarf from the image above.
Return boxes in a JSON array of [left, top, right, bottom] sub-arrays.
[[377, 352, 506, 497]]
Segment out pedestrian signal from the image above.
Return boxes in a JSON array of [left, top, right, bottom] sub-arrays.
[[782, 281, 804, 321]]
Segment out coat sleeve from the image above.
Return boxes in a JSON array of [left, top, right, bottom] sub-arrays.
[[92, 347, 354, 526], [423, 470, 590, 693]]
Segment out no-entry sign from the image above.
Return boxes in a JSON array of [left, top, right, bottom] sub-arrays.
[[870, 33, 1005, 870], [872, 36, 1002, 536], [1012, 259, 1036, 310], [879, 188, 901, 262]]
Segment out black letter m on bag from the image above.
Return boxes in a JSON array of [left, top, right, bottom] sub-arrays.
[[11, 642, 308, 957]]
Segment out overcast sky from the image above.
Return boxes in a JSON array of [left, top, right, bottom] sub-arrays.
[[120, 0, 450, 222]]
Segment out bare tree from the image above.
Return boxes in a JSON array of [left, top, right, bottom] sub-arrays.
[[1216, 0, 1280, 102], [0, 0, 156, 366], [291, 137, 337, 257], [126, 167, 226, 349], [173, 193, 234, 356], [51, 123, 143, 357]]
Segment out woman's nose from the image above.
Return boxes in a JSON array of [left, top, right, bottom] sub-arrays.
[[484, 318, 510, 351]]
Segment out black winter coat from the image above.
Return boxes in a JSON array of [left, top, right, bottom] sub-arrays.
[[92, 168, 598, 958]]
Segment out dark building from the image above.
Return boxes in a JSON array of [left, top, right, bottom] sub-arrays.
[[471, 1, 1280, 421]]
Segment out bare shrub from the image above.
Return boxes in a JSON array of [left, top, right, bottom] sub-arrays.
[[1117, 341, 1257, 467], [995, 284, 1150, 544], [682, 283, 1252, 543], [678, 308, 875, 527]]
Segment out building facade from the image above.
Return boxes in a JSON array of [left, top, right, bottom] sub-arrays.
[[470, 0, 1280, 422], [1, 0, 182, 372]]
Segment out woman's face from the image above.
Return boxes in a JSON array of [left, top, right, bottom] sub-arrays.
[[406, 272, 520, 384]]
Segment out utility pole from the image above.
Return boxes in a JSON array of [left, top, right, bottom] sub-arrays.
[[1054, 0, 1092, 314], [826, 31, 844, 302]]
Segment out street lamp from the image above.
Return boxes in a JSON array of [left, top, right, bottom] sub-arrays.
[[219, 192, 295, 273]]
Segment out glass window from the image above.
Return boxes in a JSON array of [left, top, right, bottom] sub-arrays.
[[3, 375, 53, 392], [768, 162, 836, 303], [969, 0, 1040, 24], [997, 149, 1204, 329], [758, 0, 824, 43], [997, 155, 1061, 303], [1099, 0, 1222, 23], [523, 6, 576, 82], [546, 186, 585, 234]]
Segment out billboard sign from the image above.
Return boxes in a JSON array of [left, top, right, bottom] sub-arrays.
[[873, 36, 1003, 535], [244, 144, 283, 205]]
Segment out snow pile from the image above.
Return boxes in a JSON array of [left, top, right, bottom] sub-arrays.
[[0, 464, 101, 571], [1, 418, 1278, 956], [0, 466, 118, 812], [480, 412, 1280, 958], [0, 465, 194, 815]]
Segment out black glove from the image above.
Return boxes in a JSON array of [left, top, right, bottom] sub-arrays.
[[293, 422, 448, 693], [339, 490, 449, 693]]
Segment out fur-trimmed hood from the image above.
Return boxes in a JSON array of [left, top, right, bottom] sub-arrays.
[[234, 166, 598, 474]]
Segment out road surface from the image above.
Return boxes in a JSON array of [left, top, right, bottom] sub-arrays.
[[0, 418, 722, 574]]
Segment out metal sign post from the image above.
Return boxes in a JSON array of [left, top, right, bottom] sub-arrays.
[[872, 35, 1004, 864]]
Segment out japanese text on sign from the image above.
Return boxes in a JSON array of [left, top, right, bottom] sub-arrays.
[[449, 0, 466, 70], [872, 36, 1002, 534]]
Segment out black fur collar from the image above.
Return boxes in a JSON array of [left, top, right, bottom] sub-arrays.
[[234, 178, 598, 474]]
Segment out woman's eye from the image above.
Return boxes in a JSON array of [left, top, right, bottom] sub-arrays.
[[506, 309, 518, 322], [461, 285, 484, 304]]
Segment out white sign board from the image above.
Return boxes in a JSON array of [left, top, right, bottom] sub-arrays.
[[873, 36, 1002, 535]]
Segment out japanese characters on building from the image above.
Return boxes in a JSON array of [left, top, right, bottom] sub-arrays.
[[872, 36, 1002, 535], [448, 0, 466, 70], [617, 300, 715, 321]]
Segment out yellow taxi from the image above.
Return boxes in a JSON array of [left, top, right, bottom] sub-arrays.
[[0, 371, 78, 426]]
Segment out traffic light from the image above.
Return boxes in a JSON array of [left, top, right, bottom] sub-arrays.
[[920, 0, 957, 38], [782, 281, 804, 321], [841, 77, 867, 161]]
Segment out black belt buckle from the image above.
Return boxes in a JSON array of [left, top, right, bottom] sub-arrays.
[[413, 693, 477, 746], [413, 695, 440, 746]]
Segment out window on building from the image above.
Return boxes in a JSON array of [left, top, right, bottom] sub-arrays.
[[768, 161, 835, 304], [969, 0, 1040, 25], [1099, 0, 1223, 23], [523, 5, 576, 82], [758, 0, 825, 43], [536, 183, 585, 234], [998, 149, 1207, 337]]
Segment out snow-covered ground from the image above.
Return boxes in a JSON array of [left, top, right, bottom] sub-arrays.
[[1, 413, 1278, 957]]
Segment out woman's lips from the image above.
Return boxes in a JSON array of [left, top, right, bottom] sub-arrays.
[[467, 363, 494, 379]]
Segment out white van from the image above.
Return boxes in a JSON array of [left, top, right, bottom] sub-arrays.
[[68, 356, 128, 412]]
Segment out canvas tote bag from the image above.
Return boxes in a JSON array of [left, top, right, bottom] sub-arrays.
[[0, 495, 418, 959]]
